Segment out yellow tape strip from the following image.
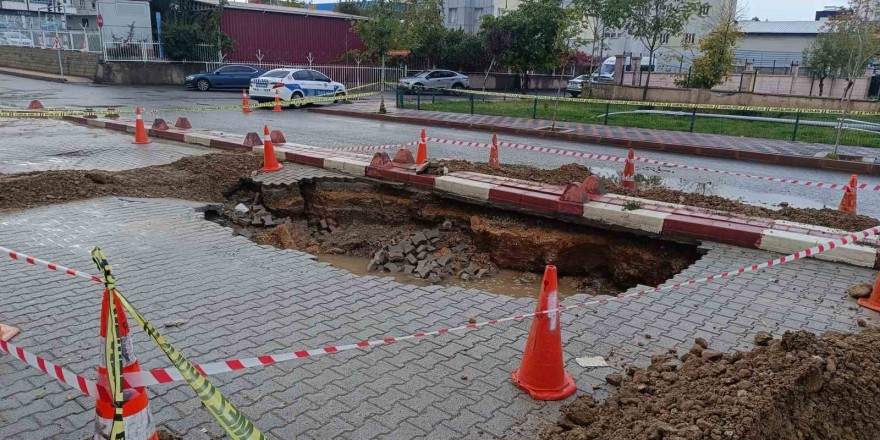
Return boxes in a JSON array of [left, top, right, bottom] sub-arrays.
[[90, 247, 266, 440], [91, 247, 126, 440], [391, 82, 880, 117]]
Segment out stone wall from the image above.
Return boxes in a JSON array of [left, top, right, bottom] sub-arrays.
[[95, 61, 212, 85], [0, 46, 99, 79]]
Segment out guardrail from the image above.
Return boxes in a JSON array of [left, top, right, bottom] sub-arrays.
[[0, 30, 100, 52]]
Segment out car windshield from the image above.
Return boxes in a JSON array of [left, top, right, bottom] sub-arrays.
[[262, 69, 291, 78], [572, 75, 587, 81], [598, 63, 615, 76]]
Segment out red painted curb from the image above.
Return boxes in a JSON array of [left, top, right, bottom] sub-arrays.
[[662, 214, 764, 248], [310, 107, 880, 176]]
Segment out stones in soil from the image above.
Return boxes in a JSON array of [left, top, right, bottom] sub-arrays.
[[545, 329, 880, 440], [365, 228, 489, 284]]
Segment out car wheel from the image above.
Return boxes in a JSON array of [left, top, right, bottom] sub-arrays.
[[289, 91, 305, 109], [569, 92, 580, 98], [412, 83, 425, 93], [196, 79, 210, 91], [333, 91, 346, 103], [452, 82, 464, 89]]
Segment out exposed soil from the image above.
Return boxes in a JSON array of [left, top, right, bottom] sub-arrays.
[[544, 328, 880, 440], [445, 161, 880, 232], [0, 153, 261, 213], [158, 430, 184, 440]]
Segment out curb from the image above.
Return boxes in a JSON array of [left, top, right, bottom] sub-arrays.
[[62, 115, 880, 270], [309, 107, 880, 176]]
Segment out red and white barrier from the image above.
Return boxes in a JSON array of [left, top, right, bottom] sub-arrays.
[[0, 338, 102, 399]]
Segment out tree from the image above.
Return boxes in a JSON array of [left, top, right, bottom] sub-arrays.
[[803, 33, 838, 96], [402, 0, 448, 67], [624, 0, 701, 99], [479, 15, 512, 90], [155, 0, 232, 61], [353, 0, 406, 58], [490, 0, 577, 92], [334, 0, 363, 15], [570, 0, 628, 76], [675, 0, 742, 89]]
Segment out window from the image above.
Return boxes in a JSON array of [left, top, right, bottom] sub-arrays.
[[447, 8, 457, 24], [682, 33, 696, 45], [310, 70, 331, 82], [263, 69, 292, 78], [659, 33, 669, 44], [292, 70, 312, 81], [699, 3, 710, 16], [79, 0, 85, 8], [427, 71, 442, 79]]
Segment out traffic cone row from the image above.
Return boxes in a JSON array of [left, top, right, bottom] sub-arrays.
[[94, 290, 158, 440], [621, 148, 635, 189], [241, 89, 252, 114], [261, 125, 283, 172], [839, 174, 858, 214], [511, 265, 577, 400], [132, 107, 151, 145]]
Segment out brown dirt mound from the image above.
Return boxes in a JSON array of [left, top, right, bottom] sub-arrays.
[[0, 153, 261, 212], [446, 161, 880, 232], [544, 328, 880, 440]]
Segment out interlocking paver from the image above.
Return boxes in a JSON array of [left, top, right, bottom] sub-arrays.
[[0, 198, 878, 439]]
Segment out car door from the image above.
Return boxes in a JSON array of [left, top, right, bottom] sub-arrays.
[[230, 66, 257, 89], [211, 66, 234, 87], [309, 70, 334, 96], [440, 71, 457, 88], [291, 70, 315, 96]]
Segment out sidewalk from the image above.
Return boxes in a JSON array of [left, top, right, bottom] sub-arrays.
[[0, 67, 92, 84], [311, 100, 880, 176]]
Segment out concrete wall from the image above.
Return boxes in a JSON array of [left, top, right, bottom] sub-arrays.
[[95, 61, 213, 85], [593, 83, 880, 112], [467, 73, 567, 91], [0, 45, 99, 78], [738, 34, 815, 54]]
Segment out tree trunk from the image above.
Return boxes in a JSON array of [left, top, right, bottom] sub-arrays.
[[642, 51, 654, 101], [483, 56, 495, 92], [819, 78, 825, 97], [523, 71, 530, 94]]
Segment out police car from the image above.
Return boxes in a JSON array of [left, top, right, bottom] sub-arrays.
[[249, 68, 346, 108]]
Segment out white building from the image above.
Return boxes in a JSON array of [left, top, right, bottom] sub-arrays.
[[444, 0, 522, 34]]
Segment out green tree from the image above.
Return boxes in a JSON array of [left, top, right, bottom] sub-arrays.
[[569, 0, 628, 93], [479, 15, 512, 90], [624, 0, 701, 99], [803, 33, 838, 97], [491, 0, 577, 92], [334, 0, 363, 15], [402, 0, 448, 67], [676, 0, 742, 89], [157, 0, 232, 61], [353, 0, 406, 58]]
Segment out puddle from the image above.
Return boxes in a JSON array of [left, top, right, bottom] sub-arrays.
[[316, 253, 584, 298]]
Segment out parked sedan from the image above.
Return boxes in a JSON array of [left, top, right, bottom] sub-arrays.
[[249, 68, 346, 108], [185, 65, 266, 91], [398, 70, 469, 91]]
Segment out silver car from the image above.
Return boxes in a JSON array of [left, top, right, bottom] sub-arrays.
[[399, 70, 469, 91]]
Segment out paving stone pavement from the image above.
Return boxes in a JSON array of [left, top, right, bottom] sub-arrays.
[[252, 163, 352, 187], [0, 197, 878, 440], [0, 118, 210, 174]]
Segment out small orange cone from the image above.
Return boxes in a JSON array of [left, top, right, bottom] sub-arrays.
[[416, 129, 428, 165], [261, 125, 283, 172], [621, 148, 635, 189], [132, 107, 151, 145], [511, 265, 577, 401], [273, 89, 283, 112], [241, 89, 252, 114], [839, 174, 858, 214], [27, 100, 44, 110], [858, 273, 880, 312], [488, 133, 500, 169]]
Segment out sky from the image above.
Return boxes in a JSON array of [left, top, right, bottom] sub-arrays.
[[742, 0, 848, 20]]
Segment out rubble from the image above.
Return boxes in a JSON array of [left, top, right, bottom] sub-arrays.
[[364, 229, 489, 284]]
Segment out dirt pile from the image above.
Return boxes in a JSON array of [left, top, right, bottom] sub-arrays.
[[447, 160, 880, 232], [544, 328, 880, 440], [0, 153, 261, 212]]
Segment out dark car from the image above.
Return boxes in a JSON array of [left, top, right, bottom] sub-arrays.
[[185, 65, 266, 91]]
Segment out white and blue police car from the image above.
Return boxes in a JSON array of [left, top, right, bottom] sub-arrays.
[[249, 68, 346, 108]]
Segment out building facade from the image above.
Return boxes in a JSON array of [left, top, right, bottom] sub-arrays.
[[443, 0, 522, 34]]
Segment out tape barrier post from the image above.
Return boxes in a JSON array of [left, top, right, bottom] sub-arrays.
[[89, 248, 267, 440]]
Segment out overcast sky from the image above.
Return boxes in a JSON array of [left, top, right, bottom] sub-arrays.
[[742, 0, 849, 21]]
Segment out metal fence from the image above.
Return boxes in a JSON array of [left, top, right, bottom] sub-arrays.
[[397, 88, 880, 149], [210, 61, 409, 91], [102, 42, 218, 62], [0, 29, 101, 52]]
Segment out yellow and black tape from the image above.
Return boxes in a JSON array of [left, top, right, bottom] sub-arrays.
[[91, 247, 126, 440], [89, 249, 267, 440], [391, 82, 880, 117]]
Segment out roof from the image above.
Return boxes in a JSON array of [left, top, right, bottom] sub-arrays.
[[195, 0, 366, 20], [738, 20, 825, 35]]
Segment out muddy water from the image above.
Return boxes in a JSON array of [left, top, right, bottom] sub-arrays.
[[316, 253, 584, 299]]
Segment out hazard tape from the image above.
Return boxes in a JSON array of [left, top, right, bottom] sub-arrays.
[[326, 140, 418, 152], [425, 136, 880, 193], [91, 248, 127, 440], [90, 248, 267, 440], [0, 338, 102, 399], [4, 224, 873, 386], [392, 82, 880, 117]]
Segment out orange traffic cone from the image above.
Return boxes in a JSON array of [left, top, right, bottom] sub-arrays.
[[488, 133, 500, 169], [511, 265, 577, 401], [416, 129, 428, 165], [261, 125, 283, 172], [621, 148, 635, 189], [273, 89, 283, 112], [95, 289, 158, 440], [241, 89, 252, 114], [132, 107, 151, 145], [858, 273, 880, 312], [839, 174, 858, 214]]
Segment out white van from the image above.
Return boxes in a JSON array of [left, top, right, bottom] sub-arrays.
[[567, 56, 655, 97]]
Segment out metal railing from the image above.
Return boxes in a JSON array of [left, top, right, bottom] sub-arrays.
[[102, 42, 218, 62], [0, 29, 101, 52], [209, 61, 408, 91]]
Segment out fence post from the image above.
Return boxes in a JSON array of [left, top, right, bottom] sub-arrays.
[[689, 105, 697, 132], [417, 89, 421, 110], [603, 103, 610, 125], [470, 93, 475, 115], [432, 88, 436, 104], [532, 98, 538, 119], [792, 110, 801, 142]]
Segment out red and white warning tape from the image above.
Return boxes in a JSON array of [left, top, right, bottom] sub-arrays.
[[329, 141, 418, 152], [0, 338, 101, 399], [424, 136, 880, 192], [2, 226, 878, 388]]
